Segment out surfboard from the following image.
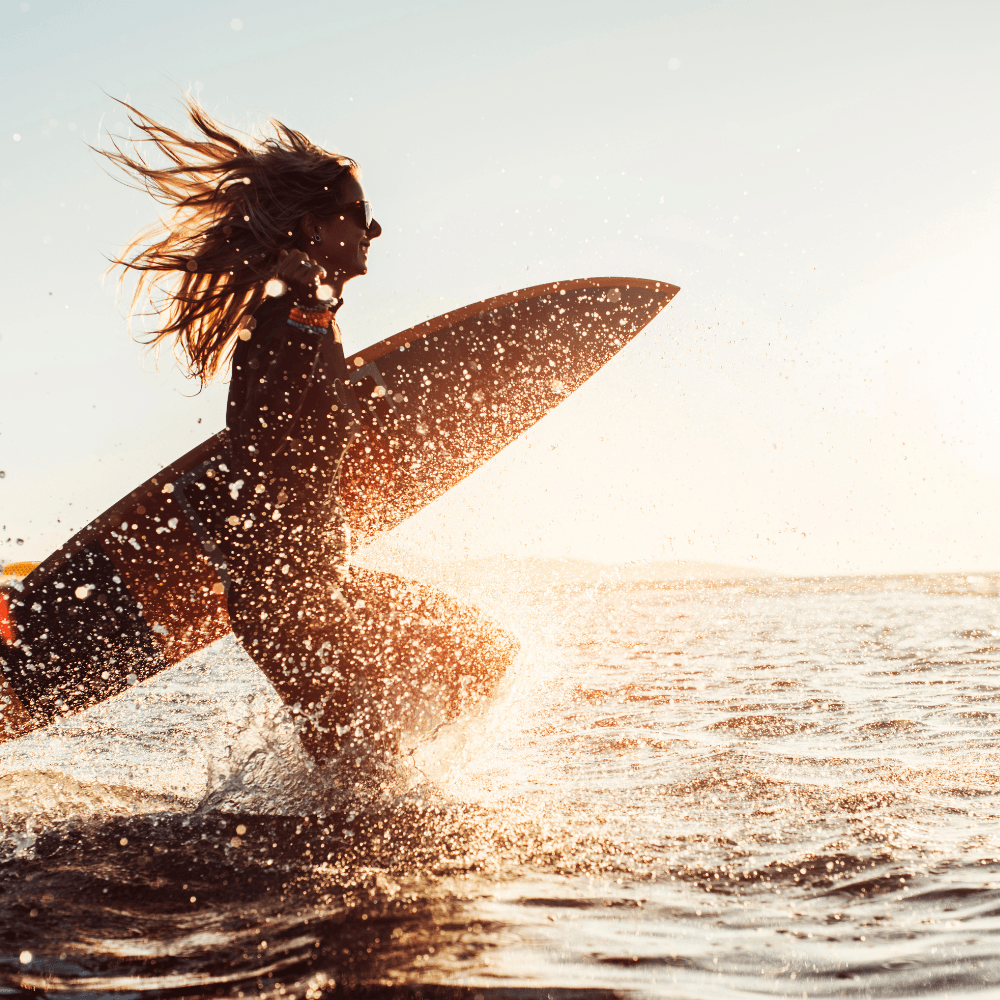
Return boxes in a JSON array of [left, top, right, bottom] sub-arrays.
[[0, 276, 679, 737]]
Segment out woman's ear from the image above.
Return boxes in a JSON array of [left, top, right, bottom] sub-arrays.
[[299, 213, 316, 240]]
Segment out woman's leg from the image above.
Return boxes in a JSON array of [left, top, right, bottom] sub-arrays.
[[225, 513, 365, 760], [227, 532, 517, 763], [227, 570, 358, 761]]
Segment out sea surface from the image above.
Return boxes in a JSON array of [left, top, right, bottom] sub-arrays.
[[2, 562, 1000, 999]]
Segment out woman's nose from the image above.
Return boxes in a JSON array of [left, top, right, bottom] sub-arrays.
[[367, 218, 382, 239]]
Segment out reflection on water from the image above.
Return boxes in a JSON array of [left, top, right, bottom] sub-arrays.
[[2, 566, 1000, 997]]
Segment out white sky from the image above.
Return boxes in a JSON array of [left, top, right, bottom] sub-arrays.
[[1, 0, 999, 574]]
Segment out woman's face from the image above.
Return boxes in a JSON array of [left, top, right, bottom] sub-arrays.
[[306, 174, 381, 284]]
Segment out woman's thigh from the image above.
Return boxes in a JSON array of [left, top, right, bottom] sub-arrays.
[[343, 566, 519, 729]]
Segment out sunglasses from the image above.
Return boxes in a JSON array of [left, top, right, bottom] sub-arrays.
[[334, 200, 374, 229]]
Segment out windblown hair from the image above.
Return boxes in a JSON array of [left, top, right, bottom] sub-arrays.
[[99, 98, 358, 385]]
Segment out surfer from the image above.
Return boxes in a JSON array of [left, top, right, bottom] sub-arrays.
[[102, 100, 516, 763]]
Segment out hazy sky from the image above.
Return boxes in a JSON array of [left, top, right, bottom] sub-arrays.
[[2, 0, 999, 574]]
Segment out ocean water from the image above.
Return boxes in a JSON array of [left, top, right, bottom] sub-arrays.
[[2, 564, 1000, 999]]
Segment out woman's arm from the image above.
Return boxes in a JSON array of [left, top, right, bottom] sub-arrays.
[[228, 301, 326, 462], [227, 252, 347, 470]]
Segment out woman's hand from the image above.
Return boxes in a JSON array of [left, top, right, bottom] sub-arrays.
[[269, 249, 328, 303]]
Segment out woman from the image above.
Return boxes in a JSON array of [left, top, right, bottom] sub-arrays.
[[104, 100, 516, 764]]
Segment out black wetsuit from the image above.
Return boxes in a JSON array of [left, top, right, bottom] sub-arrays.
[[222, 298, 515, 762]]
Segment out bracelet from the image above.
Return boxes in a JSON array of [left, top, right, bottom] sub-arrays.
[[288, 306, 336, 334]]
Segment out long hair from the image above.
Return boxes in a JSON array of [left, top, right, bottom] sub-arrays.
[[99, 98, 358, 385]]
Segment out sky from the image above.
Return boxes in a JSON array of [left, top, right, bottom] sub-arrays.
[[1, 0, 999, 575]]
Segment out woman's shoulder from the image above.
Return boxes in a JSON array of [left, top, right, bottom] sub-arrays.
[[235, 297, 289, 356]]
